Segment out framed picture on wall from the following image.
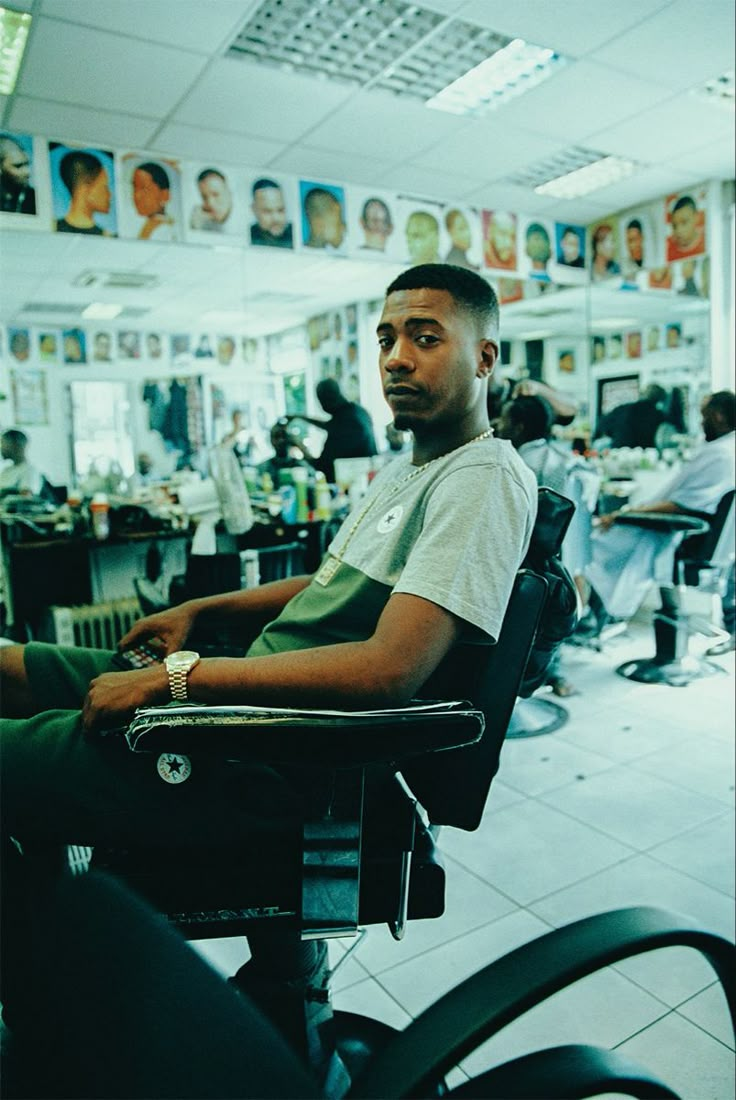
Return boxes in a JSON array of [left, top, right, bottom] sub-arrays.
[[49, 141, 117, 236], [11, 368, 49, 425]]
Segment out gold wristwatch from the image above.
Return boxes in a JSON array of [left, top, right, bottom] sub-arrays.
[[164, 650, 200, 702]]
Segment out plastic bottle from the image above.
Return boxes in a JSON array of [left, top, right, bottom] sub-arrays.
[[89, 492, 111, 541], [314, 472, 332, 520], [291, 466, 309, 523], [209, 444, 254, 535]]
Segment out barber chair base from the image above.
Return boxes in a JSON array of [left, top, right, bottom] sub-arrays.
[[616, 654, 727, 688], [506, 696, 568, 739], [333, 1012, 446, 1097]]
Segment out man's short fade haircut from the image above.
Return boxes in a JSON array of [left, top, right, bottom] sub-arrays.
[[707, 390, 736, 431], [672, 195, 696, 214], [59, 151, 104, 194], [385, 263, 499, 340], [2, 428, 28, 447], [504, 395, 555, 441]]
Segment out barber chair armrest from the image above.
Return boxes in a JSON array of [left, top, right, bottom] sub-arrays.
[[125, 700, 484, 769], [614, 512, 709, 535]]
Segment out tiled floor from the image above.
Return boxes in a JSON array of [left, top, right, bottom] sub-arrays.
[[197, 617, 735, 1099]]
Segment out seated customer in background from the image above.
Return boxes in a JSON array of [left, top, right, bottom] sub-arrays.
[[256, 418, 309, 488], [0, 264, 537, 1092], [0, 428, 43, 496], [495, 393, 578, 697], [576, 390, 735, 639]]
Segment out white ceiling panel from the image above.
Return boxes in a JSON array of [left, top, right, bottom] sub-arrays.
[[373, 163, 489, 203], [268, 145, 396, 188], [462, 180, 568, 217], [542, 197, 620, 225], [482, 61, 675, 146], [583, 166, 705, 215], [17, 19, 209, 118], [296, 89, 463, 162], [173, 57, 355, 142], [590, 93, 735, 166], [150, 123, 286, 167], [409, 122, 568, 177], [39, 0, 251, 55], [594, 0, 736, 91], [8, 97, 158, 150], [662, 139, 736, 183], [455, 0, 675, 56]]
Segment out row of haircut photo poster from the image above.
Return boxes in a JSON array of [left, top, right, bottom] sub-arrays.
[[0, 131, 711, 287]]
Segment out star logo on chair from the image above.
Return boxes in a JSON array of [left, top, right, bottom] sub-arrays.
[[156, 753, 192, 784]]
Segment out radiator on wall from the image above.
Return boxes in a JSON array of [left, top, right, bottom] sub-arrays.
[[44, 598, 141, 649]]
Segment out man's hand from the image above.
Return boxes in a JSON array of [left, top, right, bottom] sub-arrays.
[[82, 666, 168, 734], [117, 604, 198, 656], [595, 510, 620, 531]]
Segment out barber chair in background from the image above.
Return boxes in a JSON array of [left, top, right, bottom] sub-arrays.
[[66, 491, 570, 1085], [5, 870, 734, 1099], [616, 489, 735, 687]]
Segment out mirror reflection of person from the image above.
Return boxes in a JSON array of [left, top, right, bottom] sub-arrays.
[[303, 188, 345, 250], [0, 134, 36, 214], [0, 428, 43, 496], [667, 194, 705, 261], [359, 197, 393, 251], [250, 178, 293, 248], [256, 419, 309, 489], [132, 162, 175, 241], [444, 209, 478, 270], [590, 224, 620, 281], [56, 150, 112, 235], [483, 211, 516, 270], [405, 210, 440, 265], [557, 226, 584, 267], [190, 168, 232, 231], [624, 218, 644, 268], [525, 222, 551, 279]]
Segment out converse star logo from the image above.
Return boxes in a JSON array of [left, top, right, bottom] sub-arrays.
[[157, 752, 192, 784], [377, 504, 404, 534]]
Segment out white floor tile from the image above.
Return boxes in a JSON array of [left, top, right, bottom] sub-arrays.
[[630, 736, 735, 806], [676, 982, 736, 1051], [614, 1010, 735, 1100], [498, 735, 616, 797], [540, 765, 727, 851], [647, 813, 735, 896]]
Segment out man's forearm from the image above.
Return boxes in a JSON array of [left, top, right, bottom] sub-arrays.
[[187, 575, 313, 625]]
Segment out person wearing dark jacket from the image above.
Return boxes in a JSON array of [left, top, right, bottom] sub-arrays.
[[290, 378, 377, 483]]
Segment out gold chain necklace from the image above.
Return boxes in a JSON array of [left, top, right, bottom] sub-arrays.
[[314, 427, 494, 586]]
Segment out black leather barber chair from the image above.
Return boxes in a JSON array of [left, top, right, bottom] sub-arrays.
[[76, 493, 573, 1081], [616, 490, 735, 687], [6, 869, 735, 1099]]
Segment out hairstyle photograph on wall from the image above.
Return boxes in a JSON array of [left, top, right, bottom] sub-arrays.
[[395, 197, 443, 267], [248, 174, 295, 249], [118, 331, 141, 360], [497, 277, 523, 305], [183, 162, 245, 243], [443, 206, 482, 271], [8, 327, 31, 363], [626, 331, 642, 359], [347, 186, 396, 260], [0, 131, 37, 217], [11, 368, 49, 426], [558, 349, 575, 374], [62, 328, 86, 364], [665, 186, 707, 262], [589, 217, 621, 283], [520, 215, 554, 282], [554, 223, 585, 269], [118, 152, 183, 242], [482, 209, 518, 272], [91, 331, 113, 362], [49, 142, 117, 237], [38, 331, 59, 363], [299, 180, 347, 253], [146, 332, 164, 360], [618, 204, 661, 280]]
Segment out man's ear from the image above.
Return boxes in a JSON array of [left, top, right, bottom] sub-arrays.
[[477, 339, 498, 378]]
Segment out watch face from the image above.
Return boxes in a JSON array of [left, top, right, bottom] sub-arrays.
[[157, 753, 192, 784], [166, 650, 199, 671]]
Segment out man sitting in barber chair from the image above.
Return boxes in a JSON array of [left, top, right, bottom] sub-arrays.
[[574, 389, 735, 640], [0, 265, 537, 1091]]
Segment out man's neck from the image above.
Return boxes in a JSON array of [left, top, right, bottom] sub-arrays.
[[412, 420, 491, 466]]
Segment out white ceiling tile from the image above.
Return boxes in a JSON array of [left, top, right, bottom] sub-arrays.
[[38, 0, 251, 54], [462, 180, 564, 216], [297, 89, 462, 161], [7, 97, 158, 149], [594, 0, 736, 90], [590, 93, 735, 166], [454, 0, 675, 56], [409, 120, 567, 176], [150, 124, 286, 168], [660, 138, 736, 183], [376, 163, 487, 203], [541, 198, 618, 224], [173, 57, 355, 142], [584, 166, 704, 213], [478, 61, 675, 146], [18, 18, 209, 117], [269, 145, 395, 188]]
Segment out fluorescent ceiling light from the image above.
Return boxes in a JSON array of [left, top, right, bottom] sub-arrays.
[[691, 69, 734, 109], [426, 38, 565, 117], [534, 155, 636, 199], [593, 318, 639, 331], [82, 302, 124, 320], [0, 5, 31, 94]]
